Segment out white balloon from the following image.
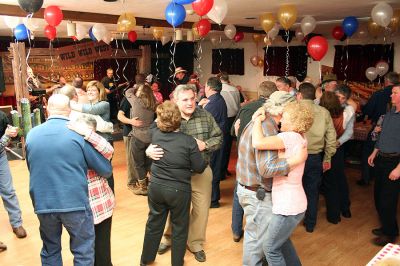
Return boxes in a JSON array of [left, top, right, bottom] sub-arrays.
[[92, 23, 107, 42], [224, 24, 236, 39], [4, 16, 20, 29], [161, 35, 171, 46], [371, 2, 393, 27], [376, 61, 389, 77], [295, 28, 304, 41], [23, 17, 39, 31], [301, 15, 316, 36], [102, 31, 112, 45], [268, 23, 280, 40], [365, 67, 378, 81], [76, 24, 88, 41], [207, 0, 228, 25]]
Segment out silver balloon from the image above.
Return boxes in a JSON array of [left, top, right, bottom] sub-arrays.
[[224, 24, 236, 39], [210, 36, 218, 46], [376, 61, 389, 77], [300, 15, 316, 36], [268, 23, 280, 40], [365, 67, 378, 81], [356, 26, 368, 39], [295, 28, 304, 41], [371, 2, 393, 27]]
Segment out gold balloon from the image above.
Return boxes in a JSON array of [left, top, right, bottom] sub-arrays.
[[252, 33, 263, 43], [152, 27, 164, 40], [388, 9, 400, 34], [368, 19, 383, 39], [250, 55, 259, 66], [257, 58, 264, 68], [263, 36, 272, 46], [277, 4, 297, 30], [259, 13, 276, 33], [117, 13, 136, 32]]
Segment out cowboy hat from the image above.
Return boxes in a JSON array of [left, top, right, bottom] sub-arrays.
[[174, 67, 187, 75]]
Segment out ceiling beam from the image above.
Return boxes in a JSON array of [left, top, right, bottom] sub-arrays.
[[0, 4, 263, 34]]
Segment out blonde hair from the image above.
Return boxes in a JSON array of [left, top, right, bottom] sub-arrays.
[[283, 102, 314, 134], [87, 80, 107, 101], [156, 101, 181, 132]]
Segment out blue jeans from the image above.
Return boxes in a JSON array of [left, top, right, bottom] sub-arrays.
[[0, 150, 23, 228], [37, 206, 95, 266], [302, 154, 323, 229], [231, 182, 244, 237], [264, 212, 304, 266]]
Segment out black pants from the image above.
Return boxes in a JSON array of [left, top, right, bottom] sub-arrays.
[[131, 136, 151, 181], [361, 133, 376, 183], [221, 117, 235, 176], [374, 155, 400, 237], [323, 145, 351, 221], [141, 182, 191, 266], [94, 217, 113, 266], [210, 147, 223, 204]]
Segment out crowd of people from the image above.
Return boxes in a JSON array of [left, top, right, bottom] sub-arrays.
[[1, 67, 400, 266]]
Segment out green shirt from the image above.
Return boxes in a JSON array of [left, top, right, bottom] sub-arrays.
[[180, 107, 223, 164], [301, 100, 337, 163]]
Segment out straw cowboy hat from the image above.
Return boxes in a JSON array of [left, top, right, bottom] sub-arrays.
[[174, 67, 187, 75]]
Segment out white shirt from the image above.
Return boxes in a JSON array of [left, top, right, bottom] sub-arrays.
[[220, 83, 241, 118]]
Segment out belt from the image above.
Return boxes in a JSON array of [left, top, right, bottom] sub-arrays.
[[378, 152, 400, 158], [239, 183, 271, 193]]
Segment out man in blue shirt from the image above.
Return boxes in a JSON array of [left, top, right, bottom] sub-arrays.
[[199, 77, 228, 208], [26, 94, 112, 265]]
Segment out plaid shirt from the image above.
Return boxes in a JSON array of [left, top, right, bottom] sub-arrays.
[[236, 116, 289, 191], [180, 107, 223, 164], [0, 134, 10, 153], [86, 131, 115, 225]]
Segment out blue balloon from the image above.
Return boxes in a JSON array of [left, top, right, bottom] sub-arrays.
[[173, 0, 195, 4], [14, 24, 30, 41], [89, 27, 97, 42], [342, 16, 358, 37], [165, 2, 186, 27]]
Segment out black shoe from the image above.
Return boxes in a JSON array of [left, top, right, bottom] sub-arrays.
[[233, 233, 243, 242], [342, 210, 352, 218], [356, 180, 369, 186], [372, 228, 383, 236], [193, 250, 206, 262], [210, 202, 220, 208], [157, 243, 171, 255], [305, 225, 314, 233], [372, 236, 396, 246], [327, 217, 341, 224]]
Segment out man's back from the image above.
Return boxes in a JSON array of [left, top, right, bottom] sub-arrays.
[[362, 86, 392, 123], [26, 117, 112, 214], [221, 83, 241, 118]]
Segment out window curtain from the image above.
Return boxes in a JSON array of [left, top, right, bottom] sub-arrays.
[[264, 46, 308, 81], [212, 49, 244, 75], [333, 44, 394, 82]]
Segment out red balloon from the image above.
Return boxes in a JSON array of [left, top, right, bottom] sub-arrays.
[[233, 32, 244, 42], [307, 36, 328, 61], [44, 25, 57, 41], [192, 0, 214, 16], [332, 26, 344, 41], [71, 36, 78, 41], [44, 5, 63, 27], [196, 19, 211, 37], [128, 31, 137, 42]]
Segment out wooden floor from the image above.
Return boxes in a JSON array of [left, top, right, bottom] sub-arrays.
[[0, 140, 387, 265]]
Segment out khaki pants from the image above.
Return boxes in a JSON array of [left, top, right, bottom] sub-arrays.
[[123, 136, 136, 185], [162, 166, 212, 252]]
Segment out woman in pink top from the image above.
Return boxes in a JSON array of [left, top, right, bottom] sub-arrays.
[[151, 81, 163, 104], [252, 101, 314, 266]]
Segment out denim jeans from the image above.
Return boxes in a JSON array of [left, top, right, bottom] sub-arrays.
[[231, 182, 244, 237], [0, 150, 23, 228], [264, 212, 304, 266], [37, 205, 95, 266]]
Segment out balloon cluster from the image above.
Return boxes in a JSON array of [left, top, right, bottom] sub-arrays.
[[365, 61, 389, 82]]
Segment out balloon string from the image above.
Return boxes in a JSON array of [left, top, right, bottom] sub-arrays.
[[168, 26, 177, 85], [265, 44, 269, 76], [155, 40, 160, 80], [196, 38, 203, 79], [285, 31, 289, 77], [218, 35, 222, 73], [114, 35, 120, 82], [49, 41, 54, 78], [344, 38, 349, 83], [120, 33, 129, 84], [25, 13, 34, 90], [319, 61, 322, 83]]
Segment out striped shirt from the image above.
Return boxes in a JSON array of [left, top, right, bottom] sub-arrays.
[[85, 131, 115, 225], [236, 116, 290, 191], [180, 107, 223, 164]]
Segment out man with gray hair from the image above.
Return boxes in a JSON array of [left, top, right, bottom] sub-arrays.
[[146, 84, 222, 262], [236, 91, 308, 266], [26, 94, 112, 265]]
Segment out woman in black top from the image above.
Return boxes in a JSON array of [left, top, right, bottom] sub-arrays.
[[140, 101, 206, 266]]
